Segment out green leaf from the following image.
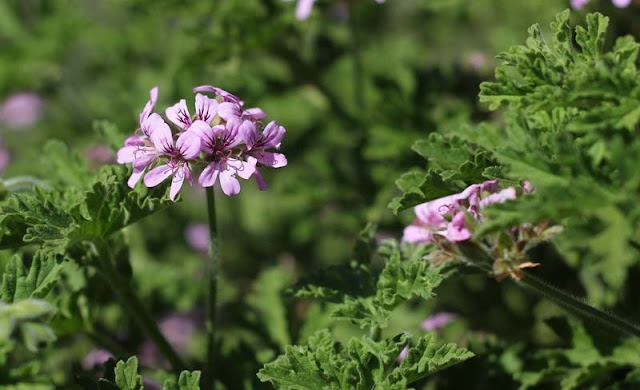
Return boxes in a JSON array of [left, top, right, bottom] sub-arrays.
[[388, 333, 474, 384], [259, 330, 471, 389], [163, 371, 202, 390], [0, 163, 173, 254], [248, 266, 293, 348], [114, 357, 143, 390], [0, 299, 56, 353], [1, 252, 64, 303]]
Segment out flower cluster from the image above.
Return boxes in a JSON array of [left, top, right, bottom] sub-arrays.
[[403, 180, 520, 244], [403, 180, 563, 281], [117, 86, 287, 201], [284, 0, 385, 20]]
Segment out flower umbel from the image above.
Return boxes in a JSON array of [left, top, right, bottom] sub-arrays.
[[403, 180, 562, 280], [117, 85, 288, 200]]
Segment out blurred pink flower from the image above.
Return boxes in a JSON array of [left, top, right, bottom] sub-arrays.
[[397, 344, 409, 363], [284, 0, 385, 20], [468, 52, 487, 70], [0, 92, 43, 130], [571, 0, 632, 8], [139, 313, 198, 368], [85, 144, 115, 167], [185, 223, 210, 253], [421, 312, 457, 331], [82, 349, 113, 370]]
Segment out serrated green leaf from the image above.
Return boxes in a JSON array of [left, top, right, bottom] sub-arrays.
[[388, 333, 474, 384], [1, 251, 64, 303], [114, 356, 143, 390], [163, 370, 202, 390]]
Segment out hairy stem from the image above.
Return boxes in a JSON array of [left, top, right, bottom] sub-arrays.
[[96, 248, 186, 370], [465, 252, 640, 339], [204, 186, 221, 389]]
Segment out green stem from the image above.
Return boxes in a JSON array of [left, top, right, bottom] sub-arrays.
[[96, 249, 186, 370], [204, 187, 220, 389], [516, 270, 640, 338], [466, 255, 640, 339]]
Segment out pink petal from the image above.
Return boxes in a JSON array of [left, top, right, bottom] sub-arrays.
[[139, 86, 159, 125], [144, 164, 173, 187], [219, 169, 241, 196], [124, 135, 145, 146], [195, 93, 218, 123], [176, 131, 202, 160], [402, 225, 433, 244], [262, 121, 286, 149], [189, 120, 215, 153], [228, 158, 256, 179], [252, 151, 287, 168], [445, 212, 472, 242], [479, 187, 516, 208], [239, 120, 258, 148], [415, 195, 459, 227], [192, 86, 241, 103], [141, 112, 168, 138], [254, 168, 268, 191], [117, 146, 138, 164], [199, 163, 220, 187], [295, 0, 315, 20], [149, 118, 174, 154], [612, 0, 631, 8], [132, 150, 156, 170], [218, 102, 241, 121], [127, 167, 145, 188], [243, 107, 267, 120], [166, 99, 192, 130], [169, 167, 187, 201]]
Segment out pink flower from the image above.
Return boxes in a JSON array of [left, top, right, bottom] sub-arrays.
[[82, 349, 113, 370], [421, 312, 457, 331], [193, 119, 256, 196], [118, 85, 287, 199], [612, 0, 632, 7], [570, 0, 590, 9], [85, 144, 115, 167], [445, 212, 472, 242], [397, 345, 409, 363], [571, 0, 632, 8], [143, 125, 202, 201], [139, 313, 198, 368], [117, 113, 172, 188], [284, 0, 384, 20], [165, 94, 218, 131], [241, 120, 288, 190], [0, 92, 43, 130], [185, 223, 210, 253], [468, 52, 487, 71], [403, 180, 520, 244]]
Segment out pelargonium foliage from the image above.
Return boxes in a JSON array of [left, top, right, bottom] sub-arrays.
[[117, 86, 287, 200]]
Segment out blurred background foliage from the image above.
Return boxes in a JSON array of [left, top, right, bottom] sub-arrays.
[[0, 0, 639, 388]]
